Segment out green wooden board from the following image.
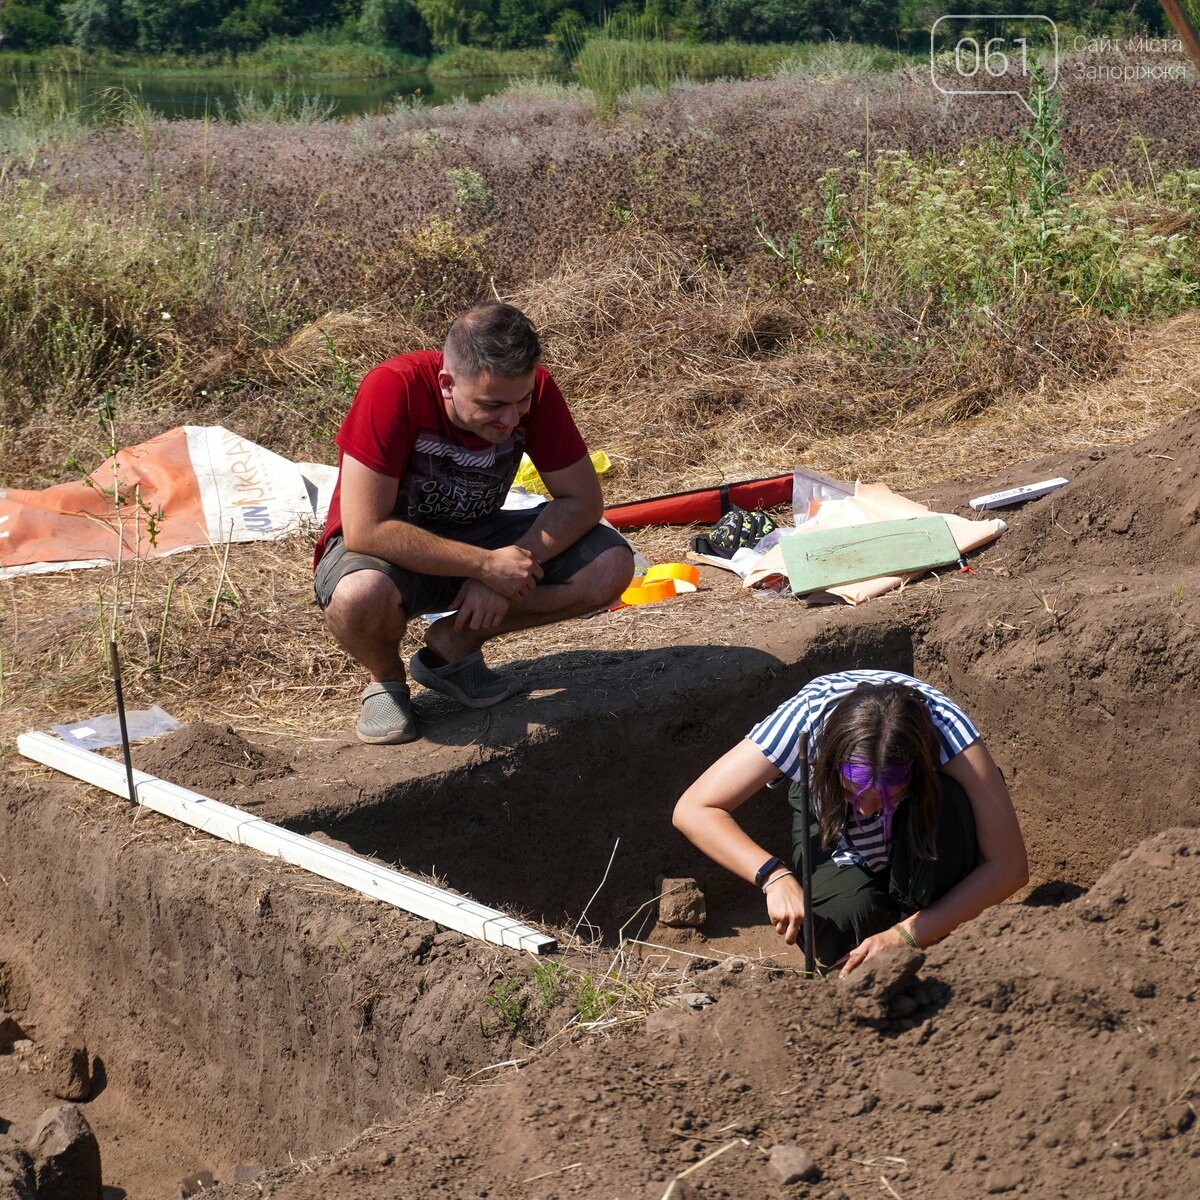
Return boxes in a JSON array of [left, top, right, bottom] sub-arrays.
[[780, 516, 960, 596]]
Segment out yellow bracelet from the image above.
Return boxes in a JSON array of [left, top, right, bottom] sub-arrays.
[[893, 923, 919, 949]]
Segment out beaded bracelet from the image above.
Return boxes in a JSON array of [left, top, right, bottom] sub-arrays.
[[893, 923, 919, 949]]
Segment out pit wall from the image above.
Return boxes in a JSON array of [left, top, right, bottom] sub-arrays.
[[0, 621, 912, 1185], [3, 592, 1194, 1188]]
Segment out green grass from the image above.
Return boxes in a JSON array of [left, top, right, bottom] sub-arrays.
[[217, 82, 338, 125], [756, 80, 1200, 323], [239, 38, 422, 79], [0, 179, 298, 441], [0, 73, 92, 164], [427, 46, 559, 80]]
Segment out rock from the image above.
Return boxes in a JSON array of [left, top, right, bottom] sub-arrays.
[[27, 1105, 102, 1200], [969, 1084, 1000, 1103], [984, 1167, 1023, 1193], [915, 1093, 944, 1112], [47, 1041, 91, 1102], [837, 947, 925, 1026], [0, 1014, 27, 1053], [657, 878, 707, 929], [0, 964, 31, 1013], [767, 1145, 820, 1185], [179, 1169, 216, 1196], [0, 1151, 35, 1200], [664, 993, 715, 1011], [228, 1164, 263, 1183], [876, 1067, 922, 1097]]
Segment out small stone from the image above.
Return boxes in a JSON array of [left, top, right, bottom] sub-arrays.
[[665, 993, 714, 1010], [838, 947, 925, 1025], [229, 1164, 263, 1183], [1160, 1102, 1195, 1138], [657, 877, 707, 928], [375, 1152, 394, 1167], [984, 1168, 1022, 1193], [845, 1093, 878, 1116], [876, 1067, 922, 1097], [915, 1093, 944, 1112], [47, 1041, 92, 1102], [28, 1105, 102, 1200], [724, 1077, 751, 1093], [767, 1145, 820, 1185], [969, 1084, 1000, 1103], [722, 956, 747, 974], [1073, 1120, 1093, 1142]]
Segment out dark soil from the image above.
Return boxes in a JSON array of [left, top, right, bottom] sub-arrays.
[[2, 408, 1199, 1199]]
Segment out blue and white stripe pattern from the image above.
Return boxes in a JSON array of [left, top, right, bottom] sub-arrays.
[[747, 670, 980, 872]]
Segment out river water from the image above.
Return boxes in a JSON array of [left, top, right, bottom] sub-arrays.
[[0, 69, 505, 120]]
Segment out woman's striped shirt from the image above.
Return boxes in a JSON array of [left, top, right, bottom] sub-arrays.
[[747, 670, 980, 871]]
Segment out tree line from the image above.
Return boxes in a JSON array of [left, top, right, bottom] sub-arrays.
[[0, 0, 1169, 60]]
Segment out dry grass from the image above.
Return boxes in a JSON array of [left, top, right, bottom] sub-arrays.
[[2, 294, 1194, 752]]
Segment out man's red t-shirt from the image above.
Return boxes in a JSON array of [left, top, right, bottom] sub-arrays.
[[313, 350, 587, 566]]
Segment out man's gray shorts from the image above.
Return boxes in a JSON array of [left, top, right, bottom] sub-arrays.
[[313, 507, 630, 617]]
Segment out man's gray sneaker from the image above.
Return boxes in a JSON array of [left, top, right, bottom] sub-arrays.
[[357, 681, 419, 744], [409, 648, 524, 709]]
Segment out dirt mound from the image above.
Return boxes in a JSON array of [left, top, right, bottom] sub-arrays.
[[135, 722, 291, 794], [1000, 404, 1200, 572], [225, 829, 1199, 1200]]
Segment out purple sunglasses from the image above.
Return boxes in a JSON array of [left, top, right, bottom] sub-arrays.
[[840, 762, 913, 843]]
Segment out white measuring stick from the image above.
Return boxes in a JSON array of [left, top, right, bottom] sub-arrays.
[[17, 731, 556, 955]]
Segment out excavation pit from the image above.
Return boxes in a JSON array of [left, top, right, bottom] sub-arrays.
[[3, 416, 1200, 1198]]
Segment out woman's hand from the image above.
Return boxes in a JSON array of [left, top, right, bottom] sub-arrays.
[[765, 873, 807, 945], [838, 925, 909, 977]]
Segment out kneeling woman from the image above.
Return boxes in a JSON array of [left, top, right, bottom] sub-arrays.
[[672, 670, 1028, 975]]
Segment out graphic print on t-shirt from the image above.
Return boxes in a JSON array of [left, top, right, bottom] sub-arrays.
[[401, 427, 525, 525]]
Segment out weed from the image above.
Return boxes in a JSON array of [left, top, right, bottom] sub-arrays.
[[573, 971, 619, 1023], [483, 978, 527, 1036], [447, 166, 491, 210], [319, 328, 358, 395], [531, 959, 566, 1010], [1171, 583, 1185, 607], [218, 80, 337, 125]]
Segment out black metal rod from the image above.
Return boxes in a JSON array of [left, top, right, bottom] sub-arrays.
[[797, 731, 815, 976], [108, 639, 138, 806]]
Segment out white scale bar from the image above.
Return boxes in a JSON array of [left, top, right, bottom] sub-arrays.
[[17, 731, 556, 956]]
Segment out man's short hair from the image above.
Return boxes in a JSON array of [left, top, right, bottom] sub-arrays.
[[443, 302, 541, 380]]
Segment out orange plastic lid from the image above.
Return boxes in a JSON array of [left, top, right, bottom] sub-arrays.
[[620, 578, 677, 606], [643, 562, 701, 593]]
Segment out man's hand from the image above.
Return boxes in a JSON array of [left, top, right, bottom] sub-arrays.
[[450, 579, 511, 632], [838, 926, 908, 977], [479, 545, 543, 600], [765, 874, 807, 946]]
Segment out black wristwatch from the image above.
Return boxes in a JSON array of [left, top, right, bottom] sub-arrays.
[[754, 856, 787, 889]]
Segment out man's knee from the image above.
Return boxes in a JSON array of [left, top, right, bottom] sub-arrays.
[[323, 568, 406, 635], [575, 544, 635, 607]]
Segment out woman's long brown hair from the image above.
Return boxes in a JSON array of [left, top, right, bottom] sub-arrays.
[[810, 683, 941, 860]]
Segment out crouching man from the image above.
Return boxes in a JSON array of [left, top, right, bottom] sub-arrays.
[[313, 302, 635, 744]]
